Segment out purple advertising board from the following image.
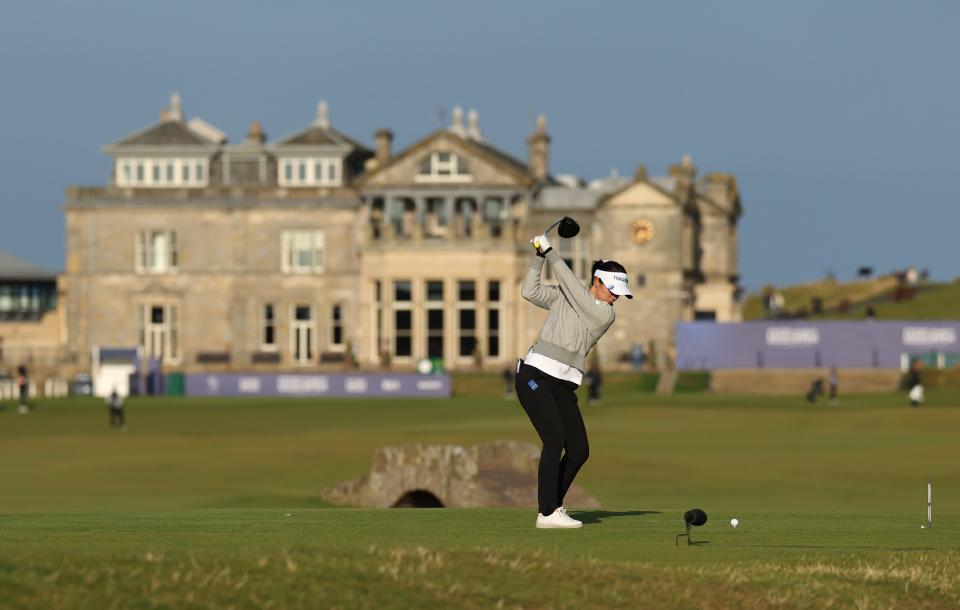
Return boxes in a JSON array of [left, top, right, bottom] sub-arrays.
[[185, 373, 451, 398], [676, 321, 960, 370]]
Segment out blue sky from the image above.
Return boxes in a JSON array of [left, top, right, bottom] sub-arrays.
[[0, 1, 957, 290]]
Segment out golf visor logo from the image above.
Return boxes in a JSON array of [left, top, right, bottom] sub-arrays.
[[594, 270, 632, 298]]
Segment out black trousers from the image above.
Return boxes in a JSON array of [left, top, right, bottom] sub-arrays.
[[109, 408, 125, 427], [515, 363, 589, 515]]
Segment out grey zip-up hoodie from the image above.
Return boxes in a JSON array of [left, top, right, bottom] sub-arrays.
[[522, 250, 615, 372]]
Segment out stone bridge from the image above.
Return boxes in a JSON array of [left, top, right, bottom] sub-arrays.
[[322, 440, 601, 509]]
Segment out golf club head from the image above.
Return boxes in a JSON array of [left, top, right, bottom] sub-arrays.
[[676, 508, 708, 545], [684, 509, 708, 527], [557, 216, 580, 238]]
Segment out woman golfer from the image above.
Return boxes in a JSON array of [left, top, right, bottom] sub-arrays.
[[517, 232, 631, 528]]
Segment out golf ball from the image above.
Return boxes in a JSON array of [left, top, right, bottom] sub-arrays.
[[730, 518, 739, 528]]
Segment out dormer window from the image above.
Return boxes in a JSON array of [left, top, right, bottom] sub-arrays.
[[116, 158, 208, 187], [278, 157, 342, 187], [416, 151, 472, 183]]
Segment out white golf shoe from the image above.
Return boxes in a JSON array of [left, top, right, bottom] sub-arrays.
[[536, 506, 583, 529]]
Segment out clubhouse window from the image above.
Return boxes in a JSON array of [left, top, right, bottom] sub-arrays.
[[393, 280, 412, 358], [281, 230, 325, 274], [426, 280, 444, 359], [458, 280, 477, 358], [487, 280, 501, 359], [135, 230, 178, 274]]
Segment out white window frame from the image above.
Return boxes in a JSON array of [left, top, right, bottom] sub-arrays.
[[280, 230, 325, 274], [135, 230, 179, 274], [415, 151, 473, 183], [487, 280, 502, 361], [278, 157, 343, 187], [290, 304, 315, 366], [425, 280, 445, 360], [457, 280, 478, 361], [136, 303, 181, 365], [372, 280, 383, 364], [392, 280, 413, 362], [115, 157, 208, 188]]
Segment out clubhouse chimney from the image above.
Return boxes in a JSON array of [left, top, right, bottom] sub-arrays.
[[527, 114, 550, 181], [375, 128, 393, 166]]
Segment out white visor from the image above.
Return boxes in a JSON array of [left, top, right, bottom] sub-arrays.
[[594, 269, 633, 299]]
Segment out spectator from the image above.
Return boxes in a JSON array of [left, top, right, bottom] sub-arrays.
[[829, 366, 839, 405], [586, 362, 603, 405], [770, 289, 785, 318], [805, 378, 824, 403], [16, 364, 28, 414], [811, 297, 824, 315], [107, 388, 127, 430], [907, 359, 924, 407], [502, 366, 515, 400]]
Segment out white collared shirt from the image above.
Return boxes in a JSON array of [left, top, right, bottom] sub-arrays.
[[524, 349, 583, 386]]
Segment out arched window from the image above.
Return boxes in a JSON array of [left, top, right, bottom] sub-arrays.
[[416, 151, 471, 182]]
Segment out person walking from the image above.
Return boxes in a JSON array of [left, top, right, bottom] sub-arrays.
[[107, 389, 126, 430], [586, 361, 603, 405], [907, 359, 924, 407], [828, 366, 839, 405], [516, 232, 631, 529], [16, 365, 29, 414], [502, 366, 515, 400]]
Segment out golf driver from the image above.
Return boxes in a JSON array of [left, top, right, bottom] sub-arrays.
[[675, 508, 708, 545], [545, 216, 580, 238], [534, 216, 580, 251]]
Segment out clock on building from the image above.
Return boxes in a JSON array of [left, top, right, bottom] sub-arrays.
[[632, 219, 655, 244]]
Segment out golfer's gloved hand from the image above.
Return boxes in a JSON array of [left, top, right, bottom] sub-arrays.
[[530, 234, 552, 257]]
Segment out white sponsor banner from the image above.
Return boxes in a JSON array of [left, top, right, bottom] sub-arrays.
[[381, 379, 402, 392], [345, 377, 368, 393], [238, 377, 262, 394], [277, 375, 329, 394], [765, 327, 820, 347], [902, 327, 957, 347], [416, 379, 444, 391]]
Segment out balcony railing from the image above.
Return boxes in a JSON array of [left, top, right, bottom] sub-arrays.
[[368, 212, 515, 244], [66, 185, 360, 204]]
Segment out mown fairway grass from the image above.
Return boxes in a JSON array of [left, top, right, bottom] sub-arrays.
[[1, 387, 959, 609]]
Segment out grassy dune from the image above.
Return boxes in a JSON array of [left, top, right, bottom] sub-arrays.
[[1, 390, 958, 609]]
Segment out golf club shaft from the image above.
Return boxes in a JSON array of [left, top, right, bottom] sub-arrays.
[[544, 218, 563, 235], [535, 219, 564, 250]]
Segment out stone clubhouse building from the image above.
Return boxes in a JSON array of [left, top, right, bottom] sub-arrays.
[[62, 94, 742, 373]]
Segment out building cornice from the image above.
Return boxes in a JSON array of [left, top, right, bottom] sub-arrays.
[[64, 186, 362, 209]]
